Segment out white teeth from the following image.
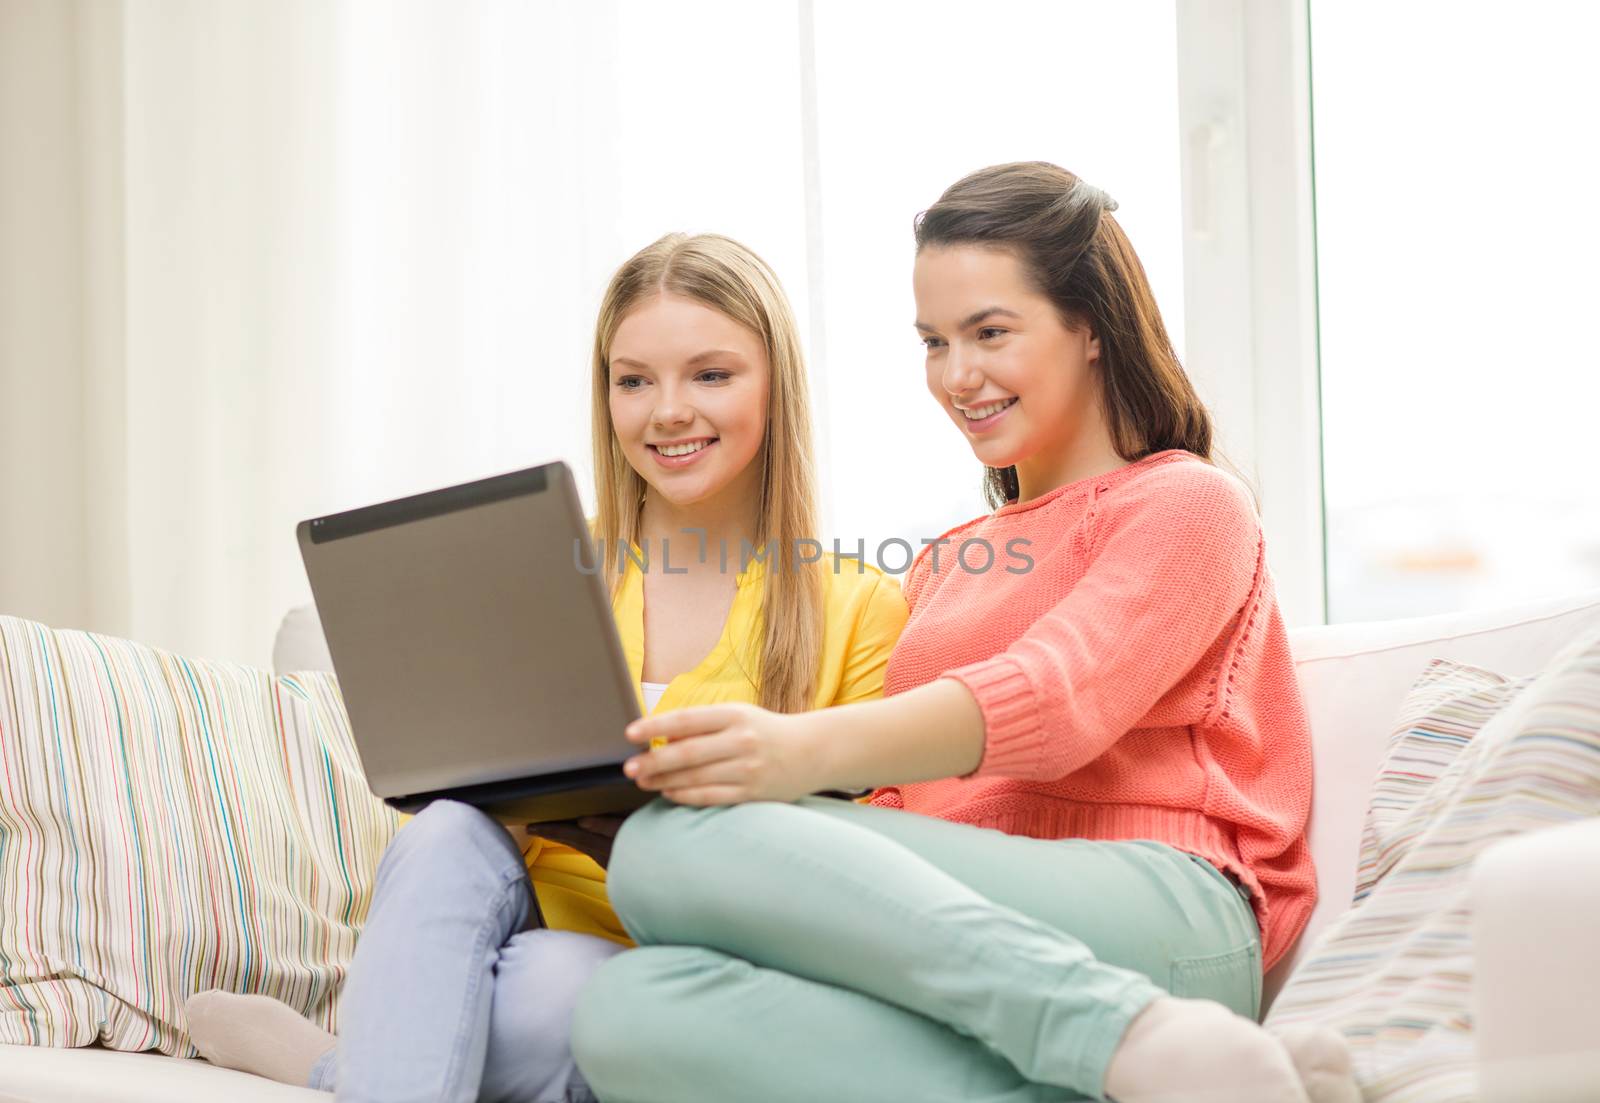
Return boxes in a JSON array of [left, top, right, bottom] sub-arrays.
[[656, 440, 710, 457], [962, 398, 1016, 420]]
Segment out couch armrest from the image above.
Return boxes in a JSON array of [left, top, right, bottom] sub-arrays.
[[273, 604, 334, 674], [1470, 817, 1600, 1102]]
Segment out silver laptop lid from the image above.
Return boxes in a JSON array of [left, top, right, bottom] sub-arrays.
[[296, 461, 640, 800]]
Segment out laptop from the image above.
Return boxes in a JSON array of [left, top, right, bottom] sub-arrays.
[[296, 461, 652, 824]]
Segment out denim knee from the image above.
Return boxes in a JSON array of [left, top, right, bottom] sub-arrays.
[[490, 930, 622, 1052], [480, 930, 623, 1103], [379, 799, 527, 894]]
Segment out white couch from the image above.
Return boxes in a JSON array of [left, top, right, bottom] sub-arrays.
[[4, 588, 1599, 1102]]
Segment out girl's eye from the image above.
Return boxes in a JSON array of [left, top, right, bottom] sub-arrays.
[[696, 370, 732, 384], [977, 327, 1007, 341], [615, 377, 645, 391], [921, 336, 946, 350]]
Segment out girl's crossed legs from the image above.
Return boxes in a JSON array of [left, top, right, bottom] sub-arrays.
[[573, 797, 1266, 1103], [311, 800, 623, 1103], [189, 799, 620, 1103]]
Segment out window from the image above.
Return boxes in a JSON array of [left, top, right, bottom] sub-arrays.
[[1311, 0, 1600, 621], [809, 0, 1185, 553], [334, 0, 1187, 571]]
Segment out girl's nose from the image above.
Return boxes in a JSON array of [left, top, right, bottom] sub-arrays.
[[651, 387, 694, 428], [942, 344, 982, 395]]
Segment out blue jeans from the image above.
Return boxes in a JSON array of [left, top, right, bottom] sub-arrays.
[[310, 800, 623, 1103]]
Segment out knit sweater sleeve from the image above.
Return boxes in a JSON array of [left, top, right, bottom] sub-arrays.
[[946, 465, 1262, 782]]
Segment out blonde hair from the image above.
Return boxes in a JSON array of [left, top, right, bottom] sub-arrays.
[[590, 233, 823, 714]]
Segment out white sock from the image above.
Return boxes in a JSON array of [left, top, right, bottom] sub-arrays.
[[1271, 1023, 1361, 1103], [1102, 996, 1311, 1103], [184, 990, 337, 1088]]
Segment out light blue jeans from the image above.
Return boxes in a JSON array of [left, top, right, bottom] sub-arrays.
[[309, 800, 623, 1103], [572, 797, 1262, 1103]]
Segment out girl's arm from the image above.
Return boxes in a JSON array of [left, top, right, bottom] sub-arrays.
[[623, 678, 983, 805], [628, 465, 1263, 805]]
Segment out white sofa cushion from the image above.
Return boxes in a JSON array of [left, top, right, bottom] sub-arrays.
[[1472, 816, 1600, 1102], [1264, 627, 1600, 1100], [0, 1043, 328, 1102], [1269, 586, 1600, 1006], [273, 605, 334, 675]]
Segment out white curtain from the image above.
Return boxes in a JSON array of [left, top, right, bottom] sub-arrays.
[[1, 0, 1185, 666]]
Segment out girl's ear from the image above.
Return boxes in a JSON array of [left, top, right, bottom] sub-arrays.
[[1087, 330, 1103, 365]]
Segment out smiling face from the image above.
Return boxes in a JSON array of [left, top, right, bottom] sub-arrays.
[[912, 244, 1114, 500], [607, 292, 771, 512]]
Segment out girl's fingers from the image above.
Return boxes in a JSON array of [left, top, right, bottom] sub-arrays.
[[626, 705, 744, 745], [624, 730, 742, 782], [628, 741, 758, 794], [633, 765, 745, 790], [629, 757, 745, 793], [636, 757, 754, 793]]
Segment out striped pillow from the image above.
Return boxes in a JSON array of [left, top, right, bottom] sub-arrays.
[[1354, 659, 1532, 902], [1266, 629, 1600, 1102], [0, 615, 400, 1055]]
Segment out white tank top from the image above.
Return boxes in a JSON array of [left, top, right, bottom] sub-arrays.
[[641, 680, 670, 713]]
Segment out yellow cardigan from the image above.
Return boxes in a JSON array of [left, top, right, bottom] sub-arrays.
[[490, 555, 906, 945]]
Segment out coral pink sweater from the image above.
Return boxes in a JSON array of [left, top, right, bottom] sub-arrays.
[[873, 450, 1316, 971]]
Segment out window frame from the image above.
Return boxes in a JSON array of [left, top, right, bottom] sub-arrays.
[[1174, 0, 1327, 627]]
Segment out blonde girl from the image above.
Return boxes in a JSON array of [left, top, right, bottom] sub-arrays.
[[185, 233, 907, 1103]]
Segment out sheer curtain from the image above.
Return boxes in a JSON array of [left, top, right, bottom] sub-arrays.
[[12, 0, 1185, 666], [104, 0, 819, 665]]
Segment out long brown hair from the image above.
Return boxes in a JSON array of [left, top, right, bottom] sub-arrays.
[[589, 233, 822, 714], [914, 161, 1214, 507]]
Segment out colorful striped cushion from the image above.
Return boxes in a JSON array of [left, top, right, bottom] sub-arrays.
[[1354, 660, 1532, 902], [0, 615, 400, 1055], [1266, 629, 1600, 1102]]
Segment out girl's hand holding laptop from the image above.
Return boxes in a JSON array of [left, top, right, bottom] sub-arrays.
[[621, 702, 825, 805], [622, 681, 985, 807]]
